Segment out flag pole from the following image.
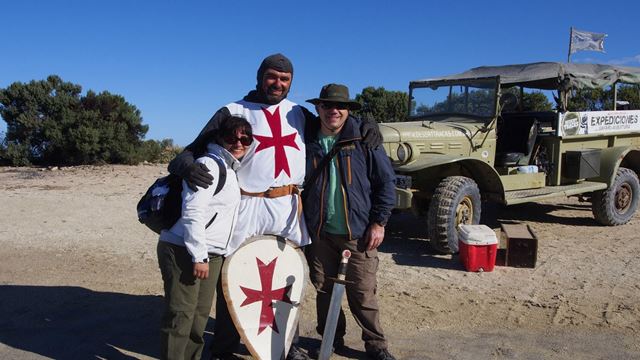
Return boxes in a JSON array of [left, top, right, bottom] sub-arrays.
[[614, 81, 618, 110], [567, 27, 573, 63]]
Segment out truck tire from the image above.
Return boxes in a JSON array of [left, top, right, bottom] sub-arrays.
[[427, 176, 481, 254], [592, 167, 639, 225]]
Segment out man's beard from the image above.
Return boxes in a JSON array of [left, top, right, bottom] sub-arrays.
[[263, 86, 289, 105], [264, 91, 289, 105]]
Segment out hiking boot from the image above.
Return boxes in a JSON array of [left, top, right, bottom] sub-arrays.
[[286, 345, 310, 360], [366, 348, 396, 360]]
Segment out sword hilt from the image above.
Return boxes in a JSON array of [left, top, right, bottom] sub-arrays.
[[336, 249, 351, 282]]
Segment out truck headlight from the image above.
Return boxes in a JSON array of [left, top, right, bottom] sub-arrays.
[[397, 143, 412, 163]]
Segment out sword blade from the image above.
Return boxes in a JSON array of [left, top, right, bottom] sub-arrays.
[[318, 282, 345, 360]]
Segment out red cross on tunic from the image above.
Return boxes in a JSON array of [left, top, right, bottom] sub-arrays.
[[253, 107, 300, 178], [239, 257, 293, 334]]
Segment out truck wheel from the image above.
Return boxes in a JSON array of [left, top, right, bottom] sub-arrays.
[[592, 167, 639, 225], [427, 176, 481, 254]]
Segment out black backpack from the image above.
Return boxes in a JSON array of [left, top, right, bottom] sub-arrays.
[[137, 155, 227, 234]]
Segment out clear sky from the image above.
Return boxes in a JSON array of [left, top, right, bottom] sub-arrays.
[[2, 0, 639, 146]]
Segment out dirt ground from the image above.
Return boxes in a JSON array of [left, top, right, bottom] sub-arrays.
[[0, 164, 639, 360]]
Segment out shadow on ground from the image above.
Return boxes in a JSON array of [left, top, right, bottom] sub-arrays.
[[0, 285, 167, 359], [382, 199, 598, 268], [0, 285, 338, 359], [381, 213, 462, 271], [484, 201, 599, 228]]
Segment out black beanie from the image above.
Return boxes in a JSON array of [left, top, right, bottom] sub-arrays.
[[256, 53, 294, 83]]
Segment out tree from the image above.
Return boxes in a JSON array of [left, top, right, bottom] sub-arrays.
[[567, 88, 609, 111], [521, 92, 554, 111], [502, 88, 554, 112], [616, 84, 640, 109], [138, 138, 183, 164], [567, 84, 639, 112], [0, 75, 153, 165], [353, 87, 408, 122]]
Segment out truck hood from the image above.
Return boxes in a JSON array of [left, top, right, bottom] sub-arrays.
[[380, 119, 485, 143]]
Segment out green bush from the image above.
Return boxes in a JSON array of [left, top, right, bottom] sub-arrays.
[[0, 75, 175, 166], [138, 138, 183, 164], [353, 86, 408, 123], [0, 132, 31, 166]]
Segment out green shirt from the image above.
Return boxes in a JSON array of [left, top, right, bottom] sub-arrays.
[[318, 133, 348, 235]]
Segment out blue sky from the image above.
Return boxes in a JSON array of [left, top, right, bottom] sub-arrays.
[[2, 0, 639, 146]]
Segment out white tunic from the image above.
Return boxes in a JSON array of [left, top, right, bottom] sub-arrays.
[[225, 99, 310, 251]]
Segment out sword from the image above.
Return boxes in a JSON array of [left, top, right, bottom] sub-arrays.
[[318, 249, 351, 360]]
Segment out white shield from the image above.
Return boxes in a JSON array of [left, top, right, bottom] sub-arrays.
[[222, 235, 308, 360]]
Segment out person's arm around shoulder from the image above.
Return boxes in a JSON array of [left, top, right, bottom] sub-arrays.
[[363, 145, 396, 250], [168, 108, 230, 190], [180, 156, 223, 279], [359, 115, 383, 148]]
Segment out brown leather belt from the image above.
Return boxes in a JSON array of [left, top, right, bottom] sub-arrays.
[[241, 184, 301, 198]]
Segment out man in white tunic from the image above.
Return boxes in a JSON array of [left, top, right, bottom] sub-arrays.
[[170, 54, 310, 251]]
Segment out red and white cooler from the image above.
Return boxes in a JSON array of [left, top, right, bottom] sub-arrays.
[[458, 225, 498, 272]]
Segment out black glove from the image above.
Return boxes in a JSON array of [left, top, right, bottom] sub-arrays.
[[361, 116, 383, 148], [183, 163, 214, 191]]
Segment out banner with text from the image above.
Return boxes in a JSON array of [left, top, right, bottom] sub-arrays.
[[558, 110, 640, 137]]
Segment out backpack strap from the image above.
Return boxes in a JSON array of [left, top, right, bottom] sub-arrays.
[[304, 145, 340, 187], [204, 154, 227, 196]]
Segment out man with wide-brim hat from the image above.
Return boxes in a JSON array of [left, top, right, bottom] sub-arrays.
[[303, 83, 397, 360], [306, 83, 362, 135]]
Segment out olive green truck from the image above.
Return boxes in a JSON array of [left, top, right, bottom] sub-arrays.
[[381, 62, 640, 253]]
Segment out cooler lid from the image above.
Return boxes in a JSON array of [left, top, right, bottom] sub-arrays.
[[458, 224, 498, 245]]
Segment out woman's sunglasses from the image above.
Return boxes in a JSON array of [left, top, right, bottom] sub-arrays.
[[223, 135, 253, 146]]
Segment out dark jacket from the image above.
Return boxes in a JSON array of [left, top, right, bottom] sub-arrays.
[[302, 116, 395, 241]]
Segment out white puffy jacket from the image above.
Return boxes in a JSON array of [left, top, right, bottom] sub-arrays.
[[159, 143, 241, 262]]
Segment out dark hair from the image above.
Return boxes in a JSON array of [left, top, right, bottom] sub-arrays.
[[216, 116, 252, 145]]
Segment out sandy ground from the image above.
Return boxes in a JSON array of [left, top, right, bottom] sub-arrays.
[[0, 164, 639, 360]]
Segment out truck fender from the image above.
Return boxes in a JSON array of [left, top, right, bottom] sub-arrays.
[[596, 147, 640, 186], [396, 155, 505, 200]]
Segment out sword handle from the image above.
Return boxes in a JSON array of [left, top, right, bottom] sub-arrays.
[[336, 250, 351, 281]]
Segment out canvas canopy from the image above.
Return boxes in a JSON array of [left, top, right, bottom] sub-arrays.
[[411, 62, 640, 91]]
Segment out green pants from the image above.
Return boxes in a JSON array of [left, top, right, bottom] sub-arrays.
[[157, 241, 223, 360]]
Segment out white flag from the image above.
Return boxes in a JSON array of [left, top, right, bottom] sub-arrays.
[[570, 28, 607, 54]]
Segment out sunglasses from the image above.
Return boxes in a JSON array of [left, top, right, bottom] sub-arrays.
[[319, 102, 349, 110], [223, 135, 253, 146]]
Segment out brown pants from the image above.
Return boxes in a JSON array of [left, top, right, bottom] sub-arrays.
[[306, 232, 387, 352]]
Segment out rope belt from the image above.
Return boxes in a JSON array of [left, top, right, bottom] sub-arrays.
[[241, 184, 301, 198]]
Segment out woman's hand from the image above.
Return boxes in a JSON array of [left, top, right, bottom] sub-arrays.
[[193, 262, 209, 279]]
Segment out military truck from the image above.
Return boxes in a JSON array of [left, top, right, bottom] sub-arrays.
[[382, 62, 640, 253]]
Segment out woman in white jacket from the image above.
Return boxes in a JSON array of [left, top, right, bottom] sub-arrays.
[[157, 116, 252, 360]]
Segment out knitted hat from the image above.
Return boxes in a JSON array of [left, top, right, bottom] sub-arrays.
[[256, 53, 293, 83]]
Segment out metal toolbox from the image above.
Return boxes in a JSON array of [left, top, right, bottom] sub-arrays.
[[563, 149, 601, 179]]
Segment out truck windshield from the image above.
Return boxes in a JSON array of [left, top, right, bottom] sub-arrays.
[[410, 79, 497, 119]]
